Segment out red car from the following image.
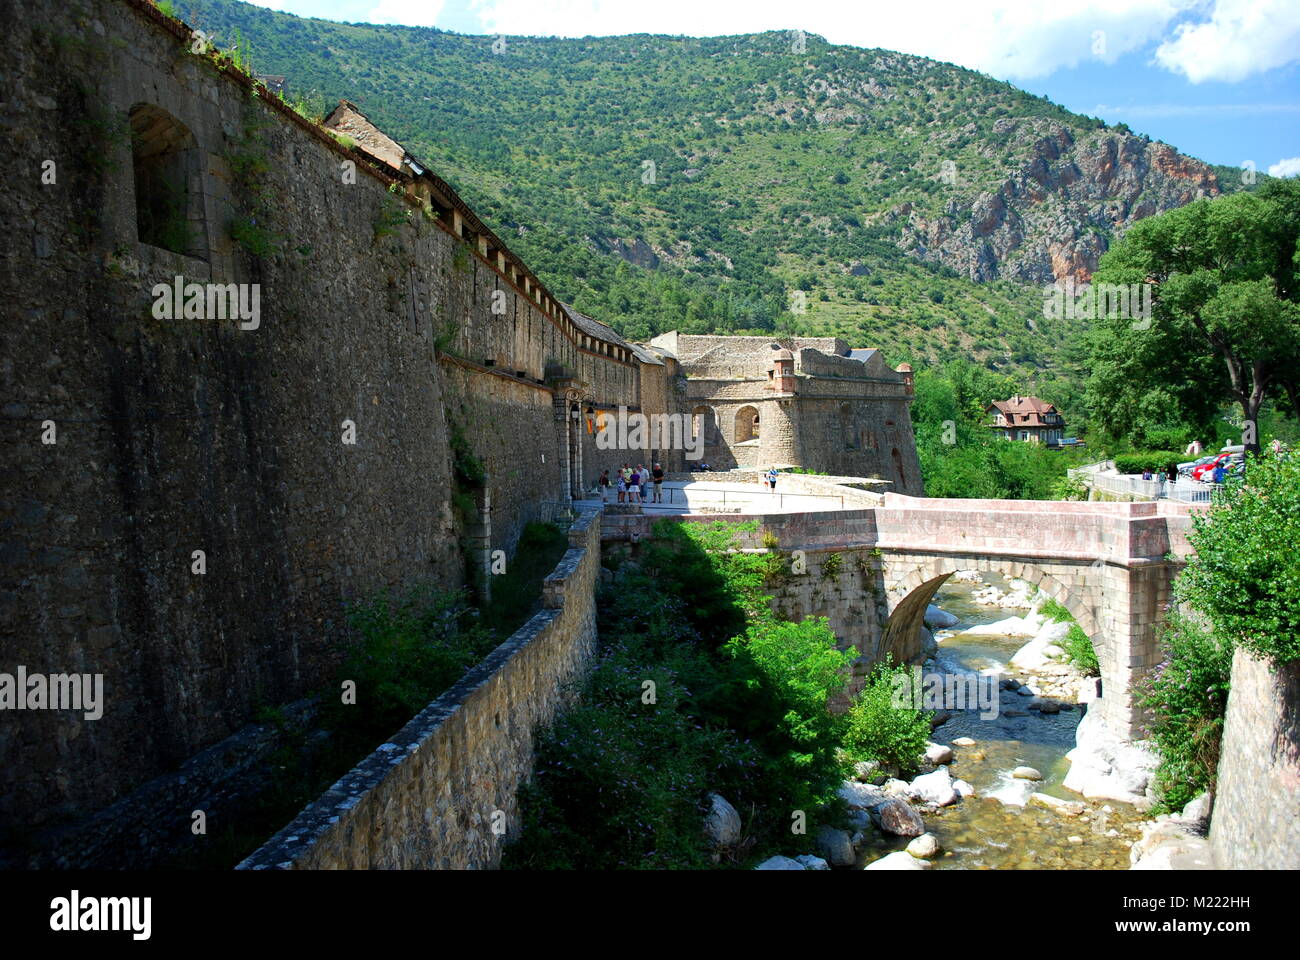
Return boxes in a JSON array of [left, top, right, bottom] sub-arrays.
[[1191, 452, 1233, 482]]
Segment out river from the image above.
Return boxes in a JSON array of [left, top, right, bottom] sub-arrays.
[[854, 577, 1146, 870]]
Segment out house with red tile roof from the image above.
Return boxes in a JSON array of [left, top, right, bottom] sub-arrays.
[[987, 395, 1067, 446]]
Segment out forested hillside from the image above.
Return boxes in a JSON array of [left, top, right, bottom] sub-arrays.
[[177, 0, 1259, 417]]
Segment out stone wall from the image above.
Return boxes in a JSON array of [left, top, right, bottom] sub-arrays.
[[1210, 649, 1300, 869], [0, 0, 640, 851], [237, 509, 602, 870]]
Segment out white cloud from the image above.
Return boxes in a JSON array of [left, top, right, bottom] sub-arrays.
[[1153, 0, 1300, 82], [1269, 157, 1300, 178], [1092, 102, 1300, 118], [367, 0, 446, 27], [469, 0, 1185, 80]]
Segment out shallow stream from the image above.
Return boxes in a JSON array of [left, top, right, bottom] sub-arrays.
[[853, 579, 1145, 870]]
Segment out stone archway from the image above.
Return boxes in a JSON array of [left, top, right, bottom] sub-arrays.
[[735, 405, 760, 443], [880, 554, 1108, 681]]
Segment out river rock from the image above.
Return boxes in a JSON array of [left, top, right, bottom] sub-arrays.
[[839, 780, 890, 812], [1010, 620, 1071, 670], [924, 742, 954, 765], [1016, 685, 1037, 696], [930, 710, 952, 728], [1039, 700, 1062, 715], [1063, 707, 1159, 803], [1013, 766, 1043, 780], [1178, 792, 1213, 829], [953, 778, 975, 798], [965, 615, 1039, 637], [865, 850, 931, 870], [910, 767, 959, 806], [703, 792, 741, 846], [872, 797, 926, 836], [1030, 792, 1085, 816], [1004, 709, 1028, 718], [918, 627, 939, 660], [883, 778, 911, 796], [796, 854, 830, 871], [953, 736, 977, 747], [1000, 677, 1022, 691], [852, 759, 884, 783], [814, 826, 855, 867], [906, 833, 942, 858], [755, 855, 806, 870], [1129, 819, 1216, 870], [924, 605, 960, 629]]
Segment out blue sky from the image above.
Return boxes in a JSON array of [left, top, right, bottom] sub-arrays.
[[247, 0, 1299, 175]]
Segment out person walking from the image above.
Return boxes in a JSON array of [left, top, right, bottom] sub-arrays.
[[1212, 461, 1226, 485], [651, 462, 664, 503], [766, 466, 778, 492], [598, 469, 611, 503]]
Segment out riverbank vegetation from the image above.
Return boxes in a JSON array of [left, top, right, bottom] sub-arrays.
[[504, 519, 932, 868], [1137, 453, 1300, 812]]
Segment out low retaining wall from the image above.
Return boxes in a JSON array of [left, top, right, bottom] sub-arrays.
[[1210, 649, 1300, 869], [237, 511, 601, 870]]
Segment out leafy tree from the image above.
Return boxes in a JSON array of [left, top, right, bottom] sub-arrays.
[[1088, 181, 1300, 450]]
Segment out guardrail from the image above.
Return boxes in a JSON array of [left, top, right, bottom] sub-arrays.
[[601, 484, 848, 513], [1081, 472, 1215, 504]]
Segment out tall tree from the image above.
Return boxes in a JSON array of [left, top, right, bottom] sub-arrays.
[[1087, 181, 1300, 450]]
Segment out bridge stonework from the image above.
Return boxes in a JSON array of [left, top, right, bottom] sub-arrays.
[[604, 495, 1194, 738]]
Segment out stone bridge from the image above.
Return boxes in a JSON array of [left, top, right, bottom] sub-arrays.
[[604, 494, 1197, 738]]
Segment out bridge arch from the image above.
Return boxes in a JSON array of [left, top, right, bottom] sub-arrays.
[[879, 553, 1107, 678]]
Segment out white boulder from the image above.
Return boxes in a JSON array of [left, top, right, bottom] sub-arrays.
[[906, 833, 942, 859], [910, 767, 959, 806], [795, 854, 830, 871], [703, 792, 742, 846], [864, 851, 931, 870]]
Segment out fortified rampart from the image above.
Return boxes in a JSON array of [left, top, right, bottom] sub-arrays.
[[237, 509, 602, 870], [0, 0, 667, 859]]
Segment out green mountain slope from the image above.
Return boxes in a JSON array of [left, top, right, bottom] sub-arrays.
[[176, 0, 1253, 409]]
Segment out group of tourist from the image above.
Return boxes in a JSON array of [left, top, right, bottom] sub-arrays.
[[598, 463, 665, 504]]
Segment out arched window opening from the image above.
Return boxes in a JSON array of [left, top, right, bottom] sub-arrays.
[[129, 104, 207, 260], [735, 405, 760, 443]]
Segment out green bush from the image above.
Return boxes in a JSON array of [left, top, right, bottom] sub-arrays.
[[1134, 612, 1234, 813], [842, 660, 932, 775], [325, 586, 495, 744], [1175, 453, 1300, 664], [1061, 623, 1100, 676], [1112, 451, 1182, 475]]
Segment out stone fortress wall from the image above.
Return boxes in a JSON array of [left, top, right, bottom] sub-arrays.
[[649, 333, 924, 492], [0, 0, 675, 860]]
